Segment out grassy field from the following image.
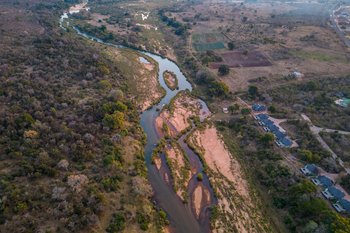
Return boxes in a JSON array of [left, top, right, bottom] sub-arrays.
[[290, 49, 348, 62], [193, 42, 226, 51], [192, 33, 226, 51]]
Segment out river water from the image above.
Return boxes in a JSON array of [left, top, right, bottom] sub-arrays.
[[60, 3, 214, 232]]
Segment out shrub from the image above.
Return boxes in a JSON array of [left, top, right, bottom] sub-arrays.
[[197, 173, 203, 181], [136, 212, 150, 231], [299, 149, 321, 163], [241, 108, 251, 115], [260, 133, 275, 146], [208, 81, 229, 97], [157, 209, 169, 226], [268, 105, 276, 113], [107, 212, 126, 233], [103, 146, 123, 167], [99, 80, 112, 90], [228, 104, 240, 113]]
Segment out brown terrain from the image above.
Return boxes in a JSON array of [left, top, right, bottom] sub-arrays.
[[82, 5, 177, 60], [188, 126, 271, 233], [210, 51, 272, 68], [155, 92, 208, 136], [107, 48, 165, 111], [192, 184, 211, 218], [170, 0, 350, 93], [165, 143, 192, 201], [193, 127, 250, 199], [87, 13, 128, 36]]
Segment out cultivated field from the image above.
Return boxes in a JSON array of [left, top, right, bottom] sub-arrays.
[[210, 50, 272, 68], [192, 33, 226, 52]]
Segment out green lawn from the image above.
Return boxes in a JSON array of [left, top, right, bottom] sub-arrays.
[[193, 42, 225, 51]]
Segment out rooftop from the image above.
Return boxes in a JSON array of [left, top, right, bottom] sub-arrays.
[[339, 199, 350, 213], [274, 130, 286, 140], [280, 137, 293, 147], [252, 103, 267, 112], [268, 124, 279, 133], [261, 118, 274, 126], [318, 175, 333, 188], [305, 164, 318, 174], [329, 186, 345, 200], [256, 113, 268, 120]]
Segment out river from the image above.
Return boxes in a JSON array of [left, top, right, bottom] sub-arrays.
[[60, 3, 215, 232]]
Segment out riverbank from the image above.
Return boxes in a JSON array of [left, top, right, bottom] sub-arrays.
[[105, 47, 166, 111], [187, 125, 272, 233]]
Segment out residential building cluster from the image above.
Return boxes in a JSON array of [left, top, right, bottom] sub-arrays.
[[301, 164, 350, 214]]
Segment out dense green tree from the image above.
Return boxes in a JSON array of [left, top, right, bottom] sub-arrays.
[[103, 146, 123, 168], [102, 101, 128, 114], [218, 64, 230, 76], [100, 25, 107, 32], [302, 221, 318, 233], [260, 133, 275, 145], [331, 214, 350, 233], [208, 81, 229, 97], [228, 42, 235, 50], [294, 198, 329, 219], [268, 105, 276, 113], [137, 212, 150, 231], [290, 179, 317, 197], [303, 81, 317, 91], [248, 85, 259, 98], [103, 111, 125, 129], [241, 108, 251, 115], [299, 149, 321, 163], [107, 212, 126, 232], [228, 104, 240, 113]]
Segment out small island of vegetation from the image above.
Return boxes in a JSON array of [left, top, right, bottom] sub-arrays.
[[163, 70, 178, 90]]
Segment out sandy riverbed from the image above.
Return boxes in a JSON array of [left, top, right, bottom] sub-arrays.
[[189, 126, 271, 233], [193, 126, 250, 199], [153, 155, 162, 170], [156, 92, 209, 136], [192, 184, 211, 218], [165, 143, 192, 201]]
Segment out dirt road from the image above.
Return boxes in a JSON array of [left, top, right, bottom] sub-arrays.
[[301, 114, 350, 174]]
